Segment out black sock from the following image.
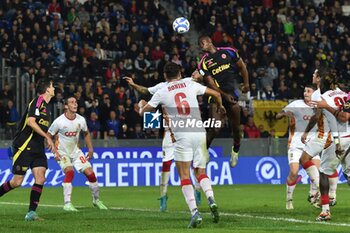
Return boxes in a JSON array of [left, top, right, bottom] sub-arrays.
[[233, 141, 240, 153], [0, 181, 13, 197], [29, 183, 43, 211]]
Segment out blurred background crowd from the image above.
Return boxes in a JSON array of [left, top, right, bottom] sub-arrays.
[[0, 0, 349, 140]]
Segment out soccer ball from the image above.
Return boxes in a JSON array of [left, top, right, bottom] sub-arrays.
[[172, 17, 190, 34]]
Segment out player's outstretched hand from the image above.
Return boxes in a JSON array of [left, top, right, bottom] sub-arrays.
[[217, 105, 226, 115], [54, 152, 61, 161], [46, 136, 56, 154], [242, 84, 250, 93], [335, 143, 344, 159], [311, 98, 327, 108], [138, 99, 147, 108], [86, 150, 94, 161], [124, 77, 134, 85], [301, 132, 308, 144]]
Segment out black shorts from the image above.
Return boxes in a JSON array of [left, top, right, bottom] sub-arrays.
[[12, 148, 48, 175]]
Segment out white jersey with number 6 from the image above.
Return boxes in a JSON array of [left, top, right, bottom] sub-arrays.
[[148, 78, 208, 168]]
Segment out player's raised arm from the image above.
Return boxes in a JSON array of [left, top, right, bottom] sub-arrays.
[[313, 98, 350, 122], [276, 110, 294, 120], [124, 76, 150, 95]]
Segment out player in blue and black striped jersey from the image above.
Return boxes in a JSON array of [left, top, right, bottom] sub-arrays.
[[0, 78, 56, 221], [198, 35, 249, 168]]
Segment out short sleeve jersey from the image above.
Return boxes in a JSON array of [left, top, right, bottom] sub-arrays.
[[48, 113, 88, 156], [148, 79, 207, 134], [283, 100, 316, 149], [197, 47, 240, 93], [13, 95, 51, 153]]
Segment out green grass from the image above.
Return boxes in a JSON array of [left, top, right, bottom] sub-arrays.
[[1, 184, 350, 232]]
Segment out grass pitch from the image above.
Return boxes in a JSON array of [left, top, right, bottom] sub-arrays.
[[1, 184, 350, 232]]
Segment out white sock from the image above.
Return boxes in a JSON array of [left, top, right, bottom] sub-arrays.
[[89, 182, 100, 202], [181, 184, 197, 215], [309, 182, 318, 196], [194, 178, 201, 192], [199, 177, 214, 200], [305, 165, 319, 193], [322, 204, 330, 213], [329, 176, 338, 199], [286, 183, 296, 200], [160, 171, 170, 197], [63, 182, 72, 204]]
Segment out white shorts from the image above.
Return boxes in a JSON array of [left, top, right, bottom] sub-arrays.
[[304, 137, 328, 157], [288, 148, 320, 164], [173, 132, 208, 169], [320, 142, 339, 175], [58, 150, 91, 172], [162, 130, 174, 162], [322, 137, 350, 176]]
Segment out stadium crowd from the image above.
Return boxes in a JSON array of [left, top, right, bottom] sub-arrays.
[[0, 0, 349, 140]]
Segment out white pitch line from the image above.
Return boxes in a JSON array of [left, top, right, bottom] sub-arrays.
[[1, 202, 350, 227]]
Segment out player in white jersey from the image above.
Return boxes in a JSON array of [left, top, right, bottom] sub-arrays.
[[310, 76, 348, 221], [48, 96, 108, 211], [276, 85, 319, 210], [139, 63, 225, 228], [301, 68, 344, 221], [125, 70, 203, 212], [315, 92, 350, 182], [299, 68, 340, 208]]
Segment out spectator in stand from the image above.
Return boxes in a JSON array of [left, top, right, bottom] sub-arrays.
[[87, 111, 101, 139], [4, 99, 19, 140], [243, 116, 261, 138], [105, 110, 120, 140]]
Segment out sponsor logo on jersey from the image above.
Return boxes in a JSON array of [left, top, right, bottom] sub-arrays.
[[64, 131, 78, 137], [38, 118, 49, 127], [212, 64, 230, 75]]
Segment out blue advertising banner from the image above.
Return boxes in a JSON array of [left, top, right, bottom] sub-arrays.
[[0, 147, 347, 187]]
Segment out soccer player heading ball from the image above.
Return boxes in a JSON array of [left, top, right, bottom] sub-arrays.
[[197, 35, 249, 167]]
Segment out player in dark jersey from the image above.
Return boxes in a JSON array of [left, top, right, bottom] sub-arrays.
[[0, 78, 56, 221], [198, 35, 249, 167]]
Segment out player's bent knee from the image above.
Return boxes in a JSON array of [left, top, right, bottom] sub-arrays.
[[64, 169, 75, 183], [86, 172, 97, 183], [35, 176, 46, 185]]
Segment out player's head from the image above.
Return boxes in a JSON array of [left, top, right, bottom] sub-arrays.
[[163, 62, 181, 81], [198, 35, 212, 51], [64, 95, 78, 113], [316, 67, 338, 93], [37, 78, 54, 96], [304, 84, 317, 103]]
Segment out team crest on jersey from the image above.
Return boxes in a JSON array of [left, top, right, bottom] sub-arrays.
[[221, 54, 226, 59]]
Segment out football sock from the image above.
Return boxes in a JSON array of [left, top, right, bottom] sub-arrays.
[[89, 182, 100, 201], [160, 160, 172, 197], [286, 178, 297, 200], [197, 174, 214, 200], [233, 141, 240, 153], [194, 178, 201, 192], [0, 181, 13, 197], [328, 171, 338, 199], [63, 182, 73, 204], [181, 179, 197, 215], [320, 194, 330, 213], [29, 183, 43, 211], [160, 171, 170, 197], [302, 161, 319, 193]]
